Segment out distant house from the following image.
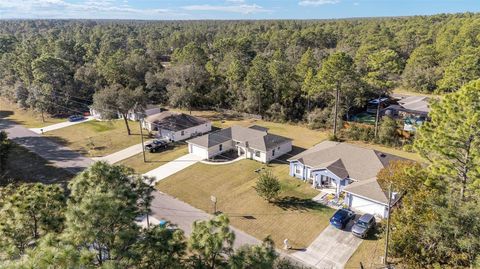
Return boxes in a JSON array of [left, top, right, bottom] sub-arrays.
[[385, 94, 430, 132], [187, 125, 292, 163], [143, 111, 211, 142], [288, 141, 404, 218], [89, 105, 161, 121]]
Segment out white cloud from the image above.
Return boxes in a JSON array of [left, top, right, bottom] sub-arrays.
[[225, 0, 246, 3], [0, 0, 180, 19], [298, 0, 340, 6], [183, 3, 268, 14]]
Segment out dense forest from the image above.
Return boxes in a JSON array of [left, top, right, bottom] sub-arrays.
[[1, 13, 480, 123]]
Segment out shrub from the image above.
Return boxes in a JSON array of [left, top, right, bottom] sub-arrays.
[[377, 116, 399, 146], [254, 171, 281, 202]]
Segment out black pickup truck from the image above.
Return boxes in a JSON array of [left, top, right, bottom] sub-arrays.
[[144, 139, 169, 153]]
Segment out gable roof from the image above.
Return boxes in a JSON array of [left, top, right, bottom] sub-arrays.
[[389, 94, 430, 115], [145, 111, 209, 132], [288, 141, 402, 182], [343, 177, 389, 205], [187, 125, 291, 151]]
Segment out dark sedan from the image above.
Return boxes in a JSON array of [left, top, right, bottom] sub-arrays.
[[145, 139, 169, 153], [329, 208, 356, 230], [68, 115, 85, 122]]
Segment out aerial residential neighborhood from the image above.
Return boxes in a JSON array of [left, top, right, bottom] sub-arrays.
[[1, 2, 480, 269]]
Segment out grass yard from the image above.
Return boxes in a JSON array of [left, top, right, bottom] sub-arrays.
[[0, 98, 65, 128], [156, 159, 335, 249], [45, 120, 149, 157], [118, 143, 189, 174], [346, 226, 386, 269], [2, 143, 73, 185]]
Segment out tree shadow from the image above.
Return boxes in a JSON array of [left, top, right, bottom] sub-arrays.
[[274, 196, 329, 212]]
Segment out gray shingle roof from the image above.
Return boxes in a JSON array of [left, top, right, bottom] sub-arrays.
[[145, 111, 209, 132], [288, 141, 406, 204], [187, 125, 291, 151]]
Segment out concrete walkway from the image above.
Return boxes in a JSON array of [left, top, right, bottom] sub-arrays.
[[92, 141, 151, 164], [29, 116, 94, 134], [144, 153, 203, 184], [291, 224, 363, 268]]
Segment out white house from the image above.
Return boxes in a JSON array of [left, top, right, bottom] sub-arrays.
[[143, 111, 211, 142], [288, 141, 403, 218], [89, 105, 161, 121], [187, 125, 292, 163]]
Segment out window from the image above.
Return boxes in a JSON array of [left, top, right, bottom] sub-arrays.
[[255, 151, 261, 157], [295, 165, 301, 174], [219, 144, 223, 151], [272, 149, 275, 156], [181, 130, 185, 136]]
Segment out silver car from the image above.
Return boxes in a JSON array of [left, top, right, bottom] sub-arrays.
[[351, 213, 376, 238]]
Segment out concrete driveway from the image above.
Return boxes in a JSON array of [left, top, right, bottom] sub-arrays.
[[29, 116, 94, 134], [291, 221, 363, 269], [144, 153, 203, 184], [92, 141, 151, 164]]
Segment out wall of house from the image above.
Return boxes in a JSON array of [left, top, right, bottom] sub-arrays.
[[158, 122, 212, 142], [290, 161, 305, 179], [189, 143, 209, 159], [207, 141, 234, 158], [264, 141, 292, 163]]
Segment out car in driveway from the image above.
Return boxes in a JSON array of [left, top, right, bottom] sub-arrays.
[[145, 139, 169, 153], [68, 115, 85, 122], [329, 208, 356, 229], [351, 213, 376, 238]]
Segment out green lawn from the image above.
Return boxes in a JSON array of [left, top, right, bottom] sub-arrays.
[[45, 120, 149, 157], [346, 226, 386, 268], [2, 143, 73, 185], [118, 144, 189, 174], [156, 159, 334, 249], [0, 98, 65, 128]]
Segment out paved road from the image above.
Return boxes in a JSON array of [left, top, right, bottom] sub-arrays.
[[29, 116, 94, 134], [92, 141, 151, 164], [291, 221, 363, 269], [144, 153, 203, 184], [151, 191, 260, 248], [1, 120, 93, 173]]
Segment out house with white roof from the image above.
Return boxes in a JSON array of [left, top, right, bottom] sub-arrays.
[[385, 94, 431, 132], [287, 141, 404, 218]]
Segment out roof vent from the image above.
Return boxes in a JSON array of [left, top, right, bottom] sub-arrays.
[[245, 141, 249, 148], [380, 153, 386, 158]]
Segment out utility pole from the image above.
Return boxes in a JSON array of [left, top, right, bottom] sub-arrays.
[[139, 118, 146, 163], [384, 183, 392, 267]]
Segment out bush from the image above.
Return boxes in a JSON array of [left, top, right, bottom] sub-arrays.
[[307, 108, 331, 129], [254, 171, 281, 202], [345, 123, 374, 142]]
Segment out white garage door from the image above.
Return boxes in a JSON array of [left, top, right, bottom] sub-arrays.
[[349, 195, 387, 218], [189, 144, 208, 159]]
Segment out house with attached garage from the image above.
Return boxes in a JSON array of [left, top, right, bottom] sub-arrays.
[[288, 141, 404, 218], [187, 125, 292, 163], [142, 111, 211, 142]]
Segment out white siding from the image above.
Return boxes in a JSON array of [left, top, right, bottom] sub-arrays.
[[189, 144, 209, 159], [265, 140, 292, 163], [154, 122, 212, 141], [207, 141, 234, 158], [348, 194, 388, 219]]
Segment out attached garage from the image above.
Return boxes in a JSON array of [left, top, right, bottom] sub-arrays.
[[347, 193, 388, 218], [188, 144, 209, 159], [343, 177, 392, 219]]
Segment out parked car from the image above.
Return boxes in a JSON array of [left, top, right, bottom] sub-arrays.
[[68, 115, 85, 122], [329, 208, 356, 229], [351, 213, 376, 238], [145, 139, 169, 153]]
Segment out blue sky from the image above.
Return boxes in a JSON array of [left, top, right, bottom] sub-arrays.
[[0, 0, 479, 20]]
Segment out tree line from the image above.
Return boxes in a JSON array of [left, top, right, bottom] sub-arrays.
[[0, 162, 301, 268], [1, 14, 480, 125]]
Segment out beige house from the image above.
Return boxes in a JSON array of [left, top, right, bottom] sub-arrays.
[[187, 125, 292, 163]]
